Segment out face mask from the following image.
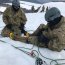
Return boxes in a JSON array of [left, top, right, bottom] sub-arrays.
[[48, 16, 62, 27], [12, 5, 20, 11]]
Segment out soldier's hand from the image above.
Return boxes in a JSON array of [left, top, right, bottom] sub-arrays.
[[39, 24, 47, 31], [23, 32, 30, 39], [39, 24, 46, 28], [6, 24, 12, 30]]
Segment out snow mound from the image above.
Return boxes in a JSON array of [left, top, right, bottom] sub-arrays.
[[0, 6, 6, 13]]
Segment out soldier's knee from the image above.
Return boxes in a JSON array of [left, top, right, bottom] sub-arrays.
[[1, 31, 9, 37], [48, 42, 63, 52]]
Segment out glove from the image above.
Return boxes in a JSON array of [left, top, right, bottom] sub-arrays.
[[38, 34, 50, 44], [9, 32, 14, 40], [19, 23, 28, 35], [25, 32, 29, 38], [19, 23, 24, 31], [6, 24, 13, 31]]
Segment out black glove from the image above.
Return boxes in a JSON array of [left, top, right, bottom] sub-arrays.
[[6, 24, 12, 30], [19, 23, 24, 30], [38, 34, 50, 44], [19, 23, 27, 35]]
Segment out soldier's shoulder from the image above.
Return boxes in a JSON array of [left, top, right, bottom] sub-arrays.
[[63, 17, 65, 22], [44, 24, 48, 29], [4, 6, 11, 13], [40, 24, 48, 29], [19, 8, 25, 13]]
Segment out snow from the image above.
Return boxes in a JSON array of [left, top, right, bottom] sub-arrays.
[[43, 2, 65, 16], [0, 1, 65, 65], [0, 39, 35, 65], [0, 7, 6, 12], [0, 15, 5, 33], [20, 0, 41, 8], [25, 13, 47, 33]]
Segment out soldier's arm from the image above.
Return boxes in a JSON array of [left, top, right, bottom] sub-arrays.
[[20, 9, 27, 24], [3, 7, 10, 25], [38, 24, 48, 31], [30, 24, 48, 36]]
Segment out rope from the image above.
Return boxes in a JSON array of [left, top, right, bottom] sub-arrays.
[[0, 39, 47, 65], [0, 39, 65, 65], [38, 46, 65, 65], [12, 45, 47, 65], [15, 45, 34, 50]]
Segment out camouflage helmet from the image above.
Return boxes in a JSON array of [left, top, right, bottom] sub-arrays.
[[45, 7, 61, 21]]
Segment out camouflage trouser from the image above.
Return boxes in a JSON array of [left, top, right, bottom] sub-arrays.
[[1, 25, 29, 43], [48, 39, 65, 52], [1, 25, 21, 37], [28, 36, 64, 52], [28, 36, 48, 48]]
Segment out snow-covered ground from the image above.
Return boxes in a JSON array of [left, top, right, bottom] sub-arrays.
[[0, 7, 6, 13], [0, 1, 65, 65]]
